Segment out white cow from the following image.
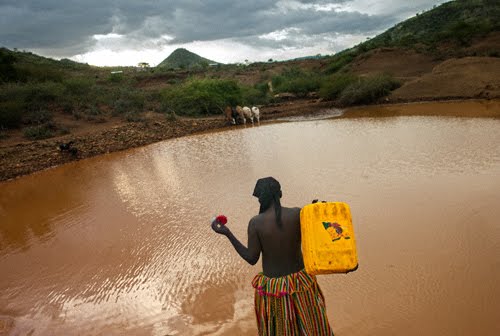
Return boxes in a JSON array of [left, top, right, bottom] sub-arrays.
[[251, 106, 260, 124], [236, 105, 261, 124], [242, 106, 253, 124], [236, 105, 254, 124]]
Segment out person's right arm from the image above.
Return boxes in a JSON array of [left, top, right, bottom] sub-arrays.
[[211, 218, 262, 265]]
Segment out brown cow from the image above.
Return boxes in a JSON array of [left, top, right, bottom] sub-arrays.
[[224, 106, 236, 125]]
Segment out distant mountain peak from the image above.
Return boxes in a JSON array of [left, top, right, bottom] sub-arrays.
[[157, 48, 218, 69]]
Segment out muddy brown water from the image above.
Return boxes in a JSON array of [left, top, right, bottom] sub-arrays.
[[1, 102, 499, 335]]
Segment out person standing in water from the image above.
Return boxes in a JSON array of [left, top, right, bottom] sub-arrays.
[[211, 177, 334, 335]]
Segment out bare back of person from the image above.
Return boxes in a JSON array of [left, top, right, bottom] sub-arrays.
[[211, 177, 335, 335], [252, 205, 304, 278]]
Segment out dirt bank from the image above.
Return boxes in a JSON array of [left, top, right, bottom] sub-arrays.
[[0, 99, 334, 182], [389, 57, 500, 102]]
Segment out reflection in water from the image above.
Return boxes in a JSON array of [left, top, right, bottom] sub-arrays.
[[0, 169, 84, 252], [1, 103, 500, 335]]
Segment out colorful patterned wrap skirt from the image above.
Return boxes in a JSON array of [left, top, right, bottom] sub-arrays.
[[252, 269, 334, 335]]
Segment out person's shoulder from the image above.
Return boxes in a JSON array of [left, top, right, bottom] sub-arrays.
[[248, 214, 266, 233], [283, 206, 302, 212], [249, 213, 263, 226], [282, 206, 302, 217]]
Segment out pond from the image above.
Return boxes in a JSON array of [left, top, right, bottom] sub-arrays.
[[1, 101, 499, 335]]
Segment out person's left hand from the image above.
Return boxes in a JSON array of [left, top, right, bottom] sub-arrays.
[[211, 218, 230, 235]]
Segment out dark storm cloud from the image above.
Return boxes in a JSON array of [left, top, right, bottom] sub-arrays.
[[0, 0, 421, 57]]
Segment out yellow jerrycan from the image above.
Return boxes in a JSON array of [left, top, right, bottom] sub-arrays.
[[300, 202, 358, 275]]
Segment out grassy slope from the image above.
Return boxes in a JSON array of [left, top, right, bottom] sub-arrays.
[[325, 0, 500, 73], [368, 0, 500, 49]]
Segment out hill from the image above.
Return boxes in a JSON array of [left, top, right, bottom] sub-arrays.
[[156, 48, 217, 69], [0, 47, 91, 83], [344, 0, 500, 58]]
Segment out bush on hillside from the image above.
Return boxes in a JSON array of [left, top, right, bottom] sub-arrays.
[[64, 77, 94, 95], [324, 52, 356, 74], [0, 100, 24, 128], [23, 82, 65, 108], [161, 79, 241, 116], [339, 74, 401, 106], [15, 63, 65, 82], [319, 74, 357, 100], [23, 108, 52, 125], [271, 67, 323, 97], [0, 82, 63, 128], [440, 20, 493, 46], [23, 123, 56, 140], [241, 83, 271, 106], [112, 89, 146, 116], [108, 73, 124, 83]]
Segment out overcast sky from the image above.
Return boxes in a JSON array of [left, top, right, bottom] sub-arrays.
[[0, 0, 446, 66]]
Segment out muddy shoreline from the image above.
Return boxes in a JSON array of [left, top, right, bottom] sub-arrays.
[[1, 98, 499, 182]]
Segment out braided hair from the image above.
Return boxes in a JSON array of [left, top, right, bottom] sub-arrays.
[[253, 177, 283, 228]]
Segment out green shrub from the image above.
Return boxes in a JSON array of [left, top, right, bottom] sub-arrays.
[[24, 82, 65, 108], [108, 73, 124, 83], [23, 108, 52, 125], [112, 89, 145, 115], [319, 74, 357, 100], [16, 63, 64, 82], [1, 82, 63, 108], [85, 104, 103, 116], [64, 77, 94, 95], [161, 78, 241, 116], [241, 84, 270, 105], [339, 74, 401, 106], [0, 100, 24, 128], [271, 67, 323, 97], [23, 123, 55, 140], [280, 77, 322, 97], [324, 53, 356, 74]]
